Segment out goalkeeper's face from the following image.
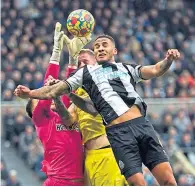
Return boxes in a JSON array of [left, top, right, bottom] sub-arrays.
[[94, 38, 117, 63], [78, 53, 96, 68]]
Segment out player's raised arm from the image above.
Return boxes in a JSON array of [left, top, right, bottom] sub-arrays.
[[139, 49, 180, 80], [44, 22, 62, 81]]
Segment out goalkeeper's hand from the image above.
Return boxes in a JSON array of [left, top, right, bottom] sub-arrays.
[[63, 34, 92, 66], [50, 22, 64, 62]]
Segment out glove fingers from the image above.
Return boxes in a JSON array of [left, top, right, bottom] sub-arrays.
[[86, 33, 92, 41], [55, 22, 62, 34], [77, 33, 92, 45], [63, 34, 71, 45], [59, 31, 64, 40]]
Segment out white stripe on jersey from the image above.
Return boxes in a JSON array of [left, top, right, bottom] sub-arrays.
[[117, 63, 145, 106], [125, 64, 142, 83]]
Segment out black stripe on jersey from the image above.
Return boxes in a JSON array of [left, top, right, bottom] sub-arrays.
[[123, 64, 136, 89], [82, 66, 118, 125], [63, 80, 72, 92], [108, 64, 136, 107]]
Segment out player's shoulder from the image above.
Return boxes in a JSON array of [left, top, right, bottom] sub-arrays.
[[68, 66, 86, 77], [118, 62, 140, 68]]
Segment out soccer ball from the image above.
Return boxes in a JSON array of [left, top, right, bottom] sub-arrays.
[[66, 9, 95, 37]]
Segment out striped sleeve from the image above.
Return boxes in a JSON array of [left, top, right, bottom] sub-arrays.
[[126, 64, 143, 83], [65, 67, 84, 91]]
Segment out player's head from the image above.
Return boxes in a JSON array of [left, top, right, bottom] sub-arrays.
[[78, 49, 96, 68], [93, 34, 117, 64], [26, 98, 56, 118]]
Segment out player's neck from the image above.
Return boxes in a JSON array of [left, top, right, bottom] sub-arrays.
[[97, 59, 115, 65]]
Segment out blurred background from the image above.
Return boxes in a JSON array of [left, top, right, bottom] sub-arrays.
[[1, 0, 195, 186]]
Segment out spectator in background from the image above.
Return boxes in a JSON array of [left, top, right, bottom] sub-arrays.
[[180, 133, 195, 158], [3, 108, 15, 147], [173, 109, 191, 133], [167, 127, 180, 145], [161, 113, 174, 134], [19, 126, 35, 161], [12, 114, 27, 149], [1, 159, 9, 185], [28, 137, 43, 169], [6, 170, 21, 186], [28, 137, 46, 180]]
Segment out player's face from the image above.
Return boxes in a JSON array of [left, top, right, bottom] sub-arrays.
[[93, 38, 117, 63], [78, 53, 96, 68]]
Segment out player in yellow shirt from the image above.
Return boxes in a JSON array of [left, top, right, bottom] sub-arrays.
[[70, 87, 126, 186], [63, 34, 127, 185]]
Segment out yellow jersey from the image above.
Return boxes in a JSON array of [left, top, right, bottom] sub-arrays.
[[75, 88, 106, 144]]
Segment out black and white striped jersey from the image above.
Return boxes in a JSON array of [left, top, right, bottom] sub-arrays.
[[65, 61, 147, 125]]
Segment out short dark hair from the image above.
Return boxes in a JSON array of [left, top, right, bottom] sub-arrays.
[[26, 99, 33, 118], [94, 34, 115, 46]]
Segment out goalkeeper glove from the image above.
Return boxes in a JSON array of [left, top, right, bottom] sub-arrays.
[[63, 33, 92, 66], [50, 22, 64, 62]]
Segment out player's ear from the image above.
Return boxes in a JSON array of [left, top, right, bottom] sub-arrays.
[[113, 48, 117, 55], [26, 99, 33, 118]]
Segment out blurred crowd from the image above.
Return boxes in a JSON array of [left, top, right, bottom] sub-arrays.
[[2, 106, 46, 182], [1, 0, 195, 101], [1, 0, 195, 186]]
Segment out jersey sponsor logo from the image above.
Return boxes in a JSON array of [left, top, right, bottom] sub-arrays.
[[56, 124, 68, 131], [56, 123, 79, 132], [94, 67, 128, 82]]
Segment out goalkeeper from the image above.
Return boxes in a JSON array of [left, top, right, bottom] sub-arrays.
[[24, 22, 91, 186]]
